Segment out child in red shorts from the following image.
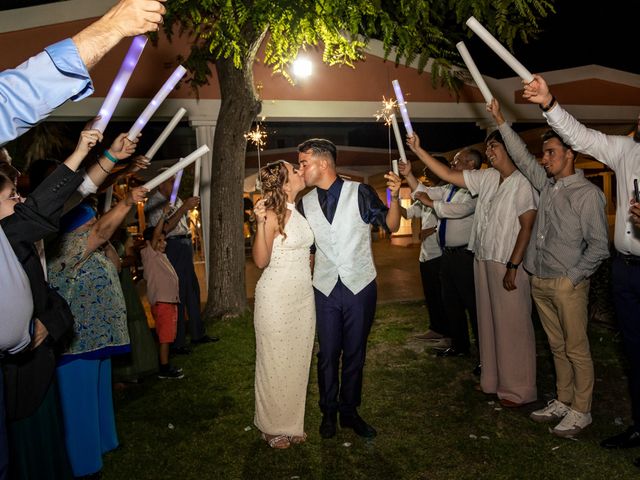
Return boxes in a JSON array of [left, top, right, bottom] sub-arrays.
[[141, 209, 183, 379]]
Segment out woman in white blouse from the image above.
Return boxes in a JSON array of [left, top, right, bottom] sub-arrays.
[[407, 130, 538, 407]]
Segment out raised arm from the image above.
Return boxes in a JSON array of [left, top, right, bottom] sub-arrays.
[[487, 99, 547, 191], [523, 74, 625, 168], [385, 172, 402, 232], [85, 133, 138, 188], [164, 197, 199, 234], [398, 160, 419, 191], [406, 134, 466, 188], [85, 186, 147, 256], [152, 203, 170, 249], [71, 0, 167, 70], [251, 200, 279, 269]]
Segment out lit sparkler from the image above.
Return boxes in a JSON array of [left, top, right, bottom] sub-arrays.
[[245, 123, 268, 192], [374, 96, 397, 126]]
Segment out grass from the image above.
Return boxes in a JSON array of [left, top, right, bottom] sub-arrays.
[[104, 301, 639, 479]]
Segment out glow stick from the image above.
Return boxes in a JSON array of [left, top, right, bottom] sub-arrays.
[[169, 169, 183, 206], [127, 66, 188, 141], [92, 35, 148, 133], [104, 185, 113, 213], [142, 145, 210, 191], [193, 158, 201, 197], [465, 16, 534, 83], [390, 114, 408, 163], [456, 41, 493, 104], [144, 107, 187, 160], [391, 80, 414, 136]]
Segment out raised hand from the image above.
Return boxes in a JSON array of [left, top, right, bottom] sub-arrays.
[[183, 196, 200, 210], [103, 0, 167, 37], [522, 74, 553, 107], [385, 171, 402, 196], [406, 132, 421, 153], [253, 199, 267, 224], [109, 133, 138, 161], [125, 186, 148, 206], [398, 159, 413, 178], [487, 98, 505, 125], [75, 129, 103, 157], [127, 155, 150, 173]]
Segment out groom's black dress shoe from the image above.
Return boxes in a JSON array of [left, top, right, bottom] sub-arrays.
[[601, 427, 640, 449], [340, 413, 377, 438], [319, 413, 337, 439]]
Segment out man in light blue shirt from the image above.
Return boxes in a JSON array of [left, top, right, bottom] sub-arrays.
[[0, 0, 167, 145]]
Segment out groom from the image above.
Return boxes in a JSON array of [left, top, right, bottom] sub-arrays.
[[297, 138, 401, 438]]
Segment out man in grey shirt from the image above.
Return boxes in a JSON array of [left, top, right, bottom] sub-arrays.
[[488, 99, 609, 438]]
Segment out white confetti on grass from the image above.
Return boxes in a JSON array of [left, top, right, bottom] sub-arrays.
[[469, 434, 477, 439], [480, 436, 489, 440], [342, 442, 352, 447], [244, 426, 252, 431], [168, 423, 175, 430]]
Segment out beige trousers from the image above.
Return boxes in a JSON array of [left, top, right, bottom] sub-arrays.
[[475, 259, 537, 404], [530, 275, 593, 413]]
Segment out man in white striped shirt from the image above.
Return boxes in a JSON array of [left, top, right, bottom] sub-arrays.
[[524, 76, 640, 455], [489, 98, 609, 438]]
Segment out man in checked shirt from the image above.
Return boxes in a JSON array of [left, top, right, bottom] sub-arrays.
[[488, 98, 609, 439]]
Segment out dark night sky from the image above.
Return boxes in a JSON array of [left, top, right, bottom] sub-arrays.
[[467, 1, 640, 77]]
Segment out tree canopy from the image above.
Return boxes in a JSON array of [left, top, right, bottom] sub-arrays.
[[165, 0, 554, 92]]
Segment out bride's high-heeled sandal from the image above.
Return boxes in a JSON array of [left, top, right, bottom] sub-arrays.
[[261, 432, 291, 449]]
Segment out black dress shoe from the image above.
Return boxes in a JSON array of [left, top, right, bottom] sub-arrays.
[[170, 346, 192, 355], [191, 335, 220, 344], [601, 427, 640, 449], [472, 364, 482, 376], [340, 413, 377, 438], [319, 413, 337, 439], [436, 347, 469, 358]]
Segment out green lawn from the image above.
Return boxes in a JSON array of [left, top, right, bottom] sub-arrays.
[[104, 301, 639, 479]]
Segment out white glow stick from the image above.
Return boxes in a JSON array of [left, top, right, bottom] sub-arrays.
[[390, 114, 407, 177], [92, 35, 148, 133], [142, 145, 210, 191], [465, 16, 534, 83], [169, 169, 183, 206], [456, 41, 493, 104], [127, 66, 188, 141], [144, 107, 187, 160], [193, 158, 201, 197], [104, 185, 113, 213], [391, 80, 414, 136]]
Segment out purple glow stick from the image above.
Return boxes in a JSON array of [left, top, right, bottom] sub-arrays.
[[127, 66, 187, 141], [92, 35, 148, 133], [391, 79, 414, 136], [169, 169, 184, 206]]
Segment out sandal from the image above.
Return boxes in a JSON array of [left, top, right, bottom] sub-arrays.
[[289, 432, 307, 445], [261, 432, 291, 449]]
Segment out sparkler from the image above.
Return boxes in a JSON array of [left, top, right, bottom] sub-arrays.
[[245, 123, 267, 192]]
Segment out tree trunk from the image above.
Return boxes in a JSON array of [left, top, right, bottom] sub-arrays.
[[203, 31, 265, 319]]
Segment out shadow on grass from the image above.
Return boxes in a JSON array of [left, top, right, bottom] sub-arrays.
[[103, 302, 639, 479]]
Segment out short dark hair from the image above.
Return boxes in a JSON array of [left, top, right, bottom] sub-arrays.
[[485, 129, 505, 147], [541, 129, 572, 151], [460, 148, 484, 169], [297, 138, 337, 164]]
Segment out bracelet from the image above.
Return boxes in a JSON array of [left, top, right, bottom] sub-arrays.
[[96, 159, 110, 174], [540, 95, 557, 112], [506, 261, 520, 270], [103, 149, 118, 163]]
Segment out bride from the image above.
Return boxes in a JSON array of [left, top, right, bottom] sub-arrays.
[[252, 160, 315, 449]]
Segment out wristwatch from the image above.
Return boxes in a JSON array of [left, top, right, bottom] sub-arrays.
[[506, 261, 520, 270]]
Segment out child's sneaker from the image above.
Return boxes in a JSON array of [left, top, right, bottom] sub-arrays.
[[158, 365, 184, 379]]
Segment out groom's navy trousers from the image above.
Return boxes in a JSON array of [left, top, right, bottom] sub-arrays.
[[314, 278, 377, 416]]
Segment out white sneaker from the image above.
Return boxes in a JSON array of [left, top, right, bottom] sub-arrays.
[[552, 409, 592, 438], [529, 399, 570, 423]]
